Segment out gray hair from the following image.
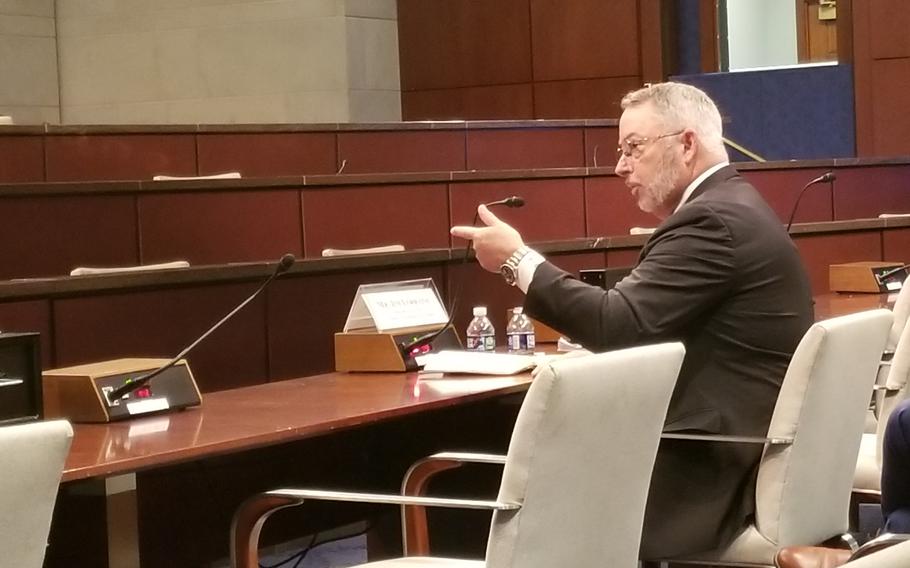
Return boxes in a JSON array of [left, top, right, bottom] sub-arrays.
[[621, 82, 727, 159]]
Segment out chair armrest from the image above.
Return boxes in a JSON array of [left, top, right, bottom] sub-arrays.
[[873, 384, 901, 392], [661, 433, 793, 444], [401, 452, 507, 556], [231, 488, 519, 568], [848, 532, 910, 561]]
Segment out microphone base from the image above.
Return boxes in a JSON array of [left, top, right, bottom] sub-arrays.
[[43, 358, 202, 423], [335, 324, 461, 372], [829, 261, 907, 293]]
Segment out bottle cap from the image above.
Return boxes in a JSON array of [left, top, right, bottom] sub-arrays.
[[473, 306, 487, 316], [512, 306, 523, 315]]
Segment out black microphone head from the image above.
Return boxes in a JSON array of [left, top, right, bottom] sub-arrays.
[[820, 171, 836, 183], [504, 196, 525, 208], [277, 253, 296, 273]]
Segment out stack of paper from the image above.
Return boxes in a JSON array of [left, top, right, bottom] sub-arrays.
[[419, 350, 538, 376]]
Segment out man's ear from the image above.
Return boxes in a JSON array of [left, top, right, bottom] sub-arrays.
[[681, 130, 698, 164]]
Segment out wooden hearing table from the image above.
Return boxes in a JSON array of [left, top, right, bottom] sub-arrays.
[[61, 370, 533, 568], [57, 292, 893, 567]]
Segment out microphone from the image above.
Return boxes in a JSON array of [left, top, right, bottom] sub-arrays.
[[106, 253, 296, 402], [786, 171, 836, 232], [876, 264, 910, 284], [398, 196, 526, 358]]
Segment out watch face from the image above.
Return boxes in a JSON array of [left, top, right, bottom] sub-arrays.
[[501, 264, 517, 285]]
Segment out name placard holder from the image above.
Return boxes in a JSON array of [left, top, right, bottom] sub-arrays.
[[335, 279, 461, 372], [829, 261, 906, 293]]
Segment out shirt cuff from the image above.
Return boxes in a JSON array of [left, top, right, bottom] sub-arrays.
[[516, 248, 546, 293]]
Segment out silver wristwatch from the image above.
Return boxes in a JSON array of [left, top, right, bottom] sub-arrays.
[[500, 246, 530, 286]]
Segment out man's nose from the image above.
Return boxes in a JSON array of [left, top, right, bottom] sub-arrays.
[[614, 154, 631, 177]]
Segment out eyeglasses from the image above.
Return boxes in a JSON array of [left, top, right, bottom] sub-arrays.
[[616, 130, 684, 160]]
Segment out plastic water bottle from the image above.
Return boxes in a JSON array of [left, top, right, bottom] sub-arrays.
[[506, 307, 535, 354], [465, 306, 496, 352]]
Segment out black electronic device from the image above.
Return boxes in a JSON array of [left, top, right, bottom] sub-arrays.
[[0, 332, 42, 425]]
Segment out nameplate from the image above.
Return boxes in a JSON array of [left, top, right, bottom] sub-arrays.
[[343, 278, 448, 333]]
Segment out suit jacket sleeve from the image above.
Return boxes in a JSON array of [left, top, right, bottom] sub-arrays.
[[525, 202, 737, 351]]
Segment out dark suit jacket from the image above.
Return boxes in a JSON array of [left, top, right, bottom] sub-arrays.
[[525, 165, 814, 557]]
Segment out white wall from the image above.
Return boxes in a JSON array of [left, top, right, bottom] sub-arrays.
[[726, 0, 798, 71], [0, 0, 59, 123], [54, 0, 400, 124]]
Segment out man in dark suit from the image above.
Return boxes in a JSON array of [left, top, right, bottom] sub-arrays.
[[451, 82, 814, 557]]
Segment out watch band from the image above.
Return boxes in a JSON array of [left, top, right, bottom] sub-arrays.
[[500, 246, 531, 286]]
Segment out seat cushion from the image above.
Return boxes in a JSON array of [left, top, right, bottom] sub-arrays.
[[674, 524, 777, 566], [853, 433, 881, 493], [358, 558, 484, 567]]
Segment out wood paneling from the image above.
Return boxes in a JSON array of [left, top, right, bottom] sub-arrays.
[[53, 284, 268, 392], [0, 300, 54, 367], [584, 176, 656, 236], [794, 231, 882, 294], [398, 0, 660, 119], [883, 228, 910, 262], [268, 267, 445, 379], [869, 0, 910, 59], [584, 126, 620, 167], [0, 195, 138, 280], [401, 85, 535, 121], [465, 128, 584, 171], [740, 169, 834, 224], [0, 136, 44, 182], [852, 1, 910, 156], [449, 179, 586, 245], [338, 131, 467, 174], [138, 190, 303, 265], [870, 59, 910, 157], [196, 133, 337, 177], [534, 77, 641, 119], [45, 135, 197, 182], [397, 0, 532, 91], [529, 0, 639, 80], [301, 184, 449, 257], [833, 166, 910, 219]]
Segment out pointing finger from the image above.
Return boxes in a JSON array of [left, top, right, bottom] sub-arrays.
[[477, 204, 504, 227], [450, 226, 481, 240]]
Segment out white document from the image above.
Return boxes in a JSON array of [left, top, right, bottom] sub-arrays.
[[322, 244, 405, 257], [70, 260, 190, 276], [420, 350, 538, 376], [153, 172, 241, 181]]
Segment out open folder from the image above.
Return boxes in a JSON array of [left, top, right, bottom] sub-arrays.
[[418, 350, 538, 376]]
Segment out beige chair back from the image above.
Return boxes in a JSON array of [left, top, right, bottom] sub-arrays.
[[485, 342, 685, 568], [0, 419, 73, 568], [756, 309, 892, 548]]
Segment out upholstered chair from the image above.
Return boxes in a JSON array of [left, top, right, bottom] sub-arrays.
[[0, 419, 74, 568], [648, 309, 893, 567], [231, 342, 685, 568]]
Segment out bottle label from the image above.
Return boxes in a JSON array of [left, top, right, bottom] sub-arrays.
[[466, 336, 483, 351], [483, 335, 495, 352], [507, 332, 534, 353]]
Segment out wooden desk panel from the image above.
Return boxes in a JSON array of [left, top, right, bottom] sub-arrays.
[[0, 135, 44, 182], [0, 194, 139, 280], [794, 231, 883, 294], [0, 300, 53, 367], [584, 125, 620, 167], [196, 132, 338, 177], [584, 176, 655, 236], [52, 283, 269, 393], [741, 168, 834, 224], [449, 178, 586, 245], [465, 128, 585, 171], [337, 131, 467, 174], [302, 183, 450, 258], [45, 134, 197, 182], [883, 227, 910, 261], [833, 165, 910, 219], [137, 189, 304, 265]]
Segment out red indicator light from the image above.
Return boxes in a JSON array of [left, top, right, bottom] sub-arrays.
[[136, 387, 152, 398]]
